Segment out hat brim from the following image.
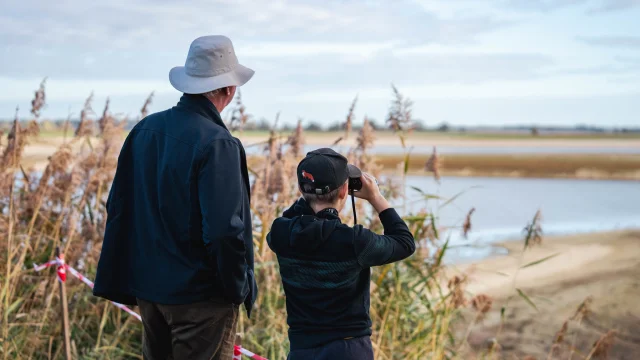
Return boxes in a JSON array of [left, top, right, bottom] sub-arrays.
[[347, 164, 362, 179], [169, 63, 254, 94]]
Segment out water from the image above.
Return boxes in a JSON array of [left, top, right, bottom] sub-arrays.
[[245, 144, 640, 155], [400, 176, 640, 263]]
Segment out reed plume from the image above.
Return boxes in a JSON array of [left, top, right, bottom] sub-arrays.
[[287, 118, 305, 159], [523, 210, 543, 249], [31, 78, 47, 119], [229, 90, 250, 133], [589, 330, 616, 359], [470, 294, 492, 321], [75, 92, 95, 137], [462, 207, 475, 238], [140, 91, 154, 120], [386, 84, 413, 132], [98, 98, 114, 134], [425, 146, 441, 182], [344, 96, 357, 139]]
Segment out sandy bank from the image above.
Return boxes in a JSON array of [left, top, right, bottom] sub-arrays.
[[450, 230, 640, 358]]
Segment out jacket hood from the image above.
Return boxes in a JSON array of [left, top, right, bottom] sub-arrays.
[[283, 198, 342, 252]]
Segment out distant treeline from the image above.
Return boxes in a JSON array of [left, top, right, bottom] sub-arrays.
[[0, 118, 638, 134]]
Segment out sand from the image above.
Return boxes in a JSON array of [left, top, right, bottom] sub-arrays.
[[449, 230, 640, 359]]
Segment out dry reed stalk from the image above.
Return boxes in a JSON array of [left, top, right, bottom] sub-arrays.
[[447, 275, 467, 309], [140, 91, 154, 120], [357, 117, 375, 152], [267, 145, 286, 196], [98, 98, 113, 134], [571, 296, 593, 322], [462, 207, 475, 238], [2, 108, 21, 360], [286, 119, 304, 159], [31, 78, 47, 119], [546, 320, 569, 359], [425, 146, 441, 182], [523, 210, 543, 249], [75, 93, 95, 137], [496, 210, 545, 348], [470, 294, 492, 321], [228, 90, 250, 133], [344, 96, 357, 139], [587, 330, 616, 360], [566, 296, 594, 360], [386, 85, 413, 132]]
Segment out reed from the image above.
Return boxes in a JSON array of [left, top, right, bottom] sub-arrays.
[[0, 82, 616, 359]]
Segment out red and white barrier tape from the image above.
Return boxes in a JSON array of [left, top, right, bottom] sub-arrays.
[[235, 345, 267, 360], [34, 257, 266, 359]]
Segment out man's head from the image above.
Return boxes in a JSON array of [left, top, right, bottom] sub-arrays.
[[169, 35, 253, 111], [297, 148, 360, 212]]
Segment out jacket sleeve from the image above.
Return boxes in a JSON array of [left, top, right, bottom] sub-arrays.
[[198, 139, 249, 304], [353, 208, 416, 267]]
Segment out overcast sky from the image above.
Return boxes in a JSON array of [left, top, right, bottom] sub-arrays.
[[1, 0, 639, 127]]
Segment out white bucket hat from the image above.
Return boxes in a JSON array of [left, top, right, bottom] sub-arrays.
[[169, 35, 254, 94]]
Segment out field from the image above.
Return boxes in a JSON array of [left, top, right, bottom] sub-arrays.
[[1, 85, 638, 359]]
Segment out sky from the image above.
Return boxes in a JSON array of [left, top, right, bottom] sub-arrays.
[[1, 0, 639, 127]]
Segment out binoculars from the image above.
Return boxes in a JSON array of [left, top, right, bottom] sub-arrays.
[[347, 165, 378, 192]]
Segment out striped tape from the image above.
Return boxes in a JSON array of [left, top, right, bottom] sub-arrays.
[[34, 258, 266, 359]]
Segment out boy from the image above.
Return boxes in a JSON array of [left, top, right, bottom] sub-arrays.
[[267, 148, 416, 359]]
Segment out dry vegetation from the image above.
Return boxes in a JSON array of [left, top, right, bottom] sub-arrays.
[[0, 81, 625, 359]]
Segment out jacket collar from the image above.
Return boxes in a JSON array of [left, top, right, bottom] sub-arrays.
[[282, 198, 342, 223], [176, 94, 228, 130]]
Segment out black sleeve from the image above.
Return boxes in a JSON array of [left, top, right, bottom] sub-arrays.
[[353, 208, 416, 267], [198, 139, 249, 304]]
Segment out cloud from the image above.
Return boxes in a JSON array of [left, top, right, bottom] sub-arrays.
[[0, 77, 172, 102], [503, 0, 640, 13], [504, 0, 588, 12], [588, 0, 640, 13], [238, 41, 397, 59], [278, 73, 640, 103], [0, 0, 507, 51], [578, 35, 640, 48]]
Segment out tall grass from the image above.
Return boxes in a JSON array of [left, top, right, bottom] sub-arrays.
[[0, 82, 616, 360]]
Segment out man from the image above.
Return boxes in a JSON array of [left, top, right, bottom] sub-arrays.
[[94, 35, 257, 360], [267, 148, 416, 359]]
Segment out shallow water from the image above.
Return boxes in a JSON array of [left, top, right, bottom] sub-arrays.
[[400, 176, 640, 263]]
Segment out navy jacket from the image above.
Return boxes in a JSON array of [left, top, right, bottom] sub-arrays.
[[267, 198, 415, 350], [94, 94, 257, 317]]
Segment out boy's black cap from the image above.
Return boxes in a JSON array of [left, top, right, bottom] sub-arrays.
[[297, 148, 361, 195]]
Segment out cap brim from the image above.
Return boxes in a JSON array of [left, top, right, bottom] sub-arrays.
[[347, 164, 362, 178], [169, 63, 254, 94]]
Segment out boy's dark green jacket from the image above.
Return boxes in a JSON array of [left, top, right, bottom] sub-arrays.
[[267, 198, 415, 350]]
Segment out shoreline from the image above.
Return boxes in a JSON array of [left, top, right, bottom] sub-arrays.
[[13, 135, 640, 181], [450, 229, 640, 358]]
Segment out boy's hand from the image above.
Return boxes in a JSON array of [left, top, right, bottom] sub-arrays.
[[353, 173, 380, 201], [354, 173, 390, 213]]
